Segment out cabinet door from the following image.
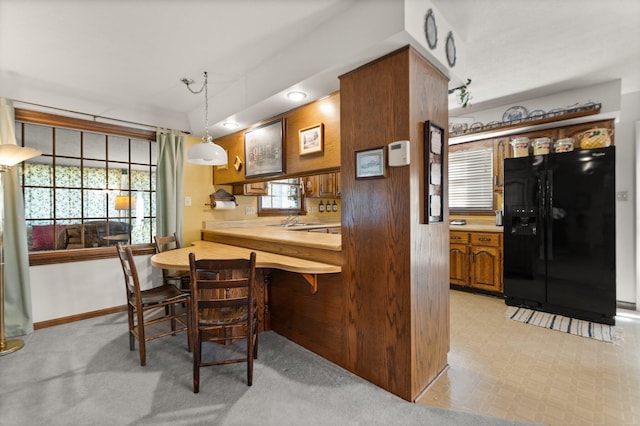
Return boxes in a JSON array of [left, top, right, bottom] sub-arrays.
[[237, 182, 268, 195], [317, 173, 337, 197], [302, 176, 317, 197], [470, 245, 502, 292], [450, 243, 469, 286], [494, 137, 508, 191]]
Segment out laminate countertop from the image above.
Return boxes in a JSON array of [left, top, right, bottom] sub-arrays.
[[202, 223, 342, 251], [450, 224, 504, 233]]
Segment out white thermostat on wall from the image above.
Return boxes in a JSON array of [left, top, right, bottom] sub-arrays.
[[388, 140, 410, 166]]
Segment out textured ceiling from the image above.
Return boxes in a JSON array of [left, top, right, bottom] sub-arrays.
[[1, 0, 638, 136]]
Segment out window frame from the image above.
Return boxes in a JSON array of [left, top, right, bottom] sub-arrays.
[[448, 139, 495, 214], [257, 178, 306, 217], [15, 109, 157, 265]]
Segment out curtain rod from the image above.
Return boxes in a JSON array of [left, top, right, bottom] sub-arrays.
[[12, 99, 191, 135]]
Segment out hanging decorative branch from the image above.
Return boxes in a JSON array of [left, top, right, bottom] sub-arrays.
[[448, 78, 472, 108]]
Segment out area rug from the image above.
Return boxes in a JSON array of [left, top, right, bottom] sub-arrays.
[[506, 306, 623, 343]]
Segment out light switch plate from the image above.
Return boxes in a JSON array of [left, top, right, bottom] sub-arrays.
[[184, 196, 192, 206]]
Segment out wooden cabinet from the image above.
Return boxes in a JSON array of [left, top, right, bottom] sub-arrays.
[[303, 172, 340, 198], [493, 137, 508, 192], [449, 230, 503, 293], [232, 181, 268, 195]]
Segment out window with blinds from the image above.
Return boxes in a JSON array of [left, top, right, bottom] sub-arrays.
[[449, 147, 493, 210]]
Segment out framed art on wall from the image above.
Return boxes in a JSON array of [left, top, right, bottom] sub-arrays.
[[299, 123, 324, 155], [424, 121, 444, 223], [244, 119, 284, 178], [355, 147, 386, 179]]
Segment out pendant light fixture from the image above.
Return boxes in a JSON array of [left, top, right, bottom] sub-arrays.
[[182, 72, 228, 166]]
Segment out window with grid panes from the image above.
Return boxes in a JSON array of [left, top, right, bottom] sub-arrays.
[[15, 112, 156, 255]]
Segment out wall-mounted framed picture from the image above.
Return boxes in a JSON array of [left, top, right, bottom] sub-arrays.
[[424, 121, 444, 223], [355, 146, 386, 179], [244, 119, 284, 178], [299, 123, 324, 156]]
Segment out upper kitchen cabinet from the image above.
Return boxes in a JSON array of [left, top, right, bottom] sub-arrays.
[[213, 92, 341, 185], [303, 172, 341, 198]]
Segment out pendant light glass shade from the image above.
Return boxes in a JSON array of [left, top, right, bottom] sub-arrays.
[[187, 138, 228, 166]]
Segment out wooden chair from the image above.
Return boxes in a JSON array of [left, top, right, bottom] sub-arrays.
[[154, 232, 191, 291], [116, 243, 191, 366], [188, 251, 258, 393]]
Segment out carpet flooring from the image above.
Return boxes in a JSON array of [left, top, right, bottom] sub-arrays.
[[0, 312, 530, 426], [506, 306, 621, 343]]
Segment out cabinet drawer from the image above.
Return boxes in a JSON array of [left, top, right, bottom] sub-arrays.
[[470, 232, 501, 247], [450, 231, 469, 244]]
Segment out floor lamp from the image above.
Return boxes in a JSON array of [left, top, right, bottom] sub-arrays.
[[0, 144, 42, 356]]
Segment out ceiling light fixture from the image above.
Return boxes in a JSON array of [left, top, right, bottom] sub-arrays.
[[287, 91, 307, 101], [223, 121, 239, 129], [181, 72, 228, 166]]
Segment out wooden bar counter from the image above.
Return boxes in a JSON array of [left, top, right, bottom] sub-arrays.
[[150, 240, 341, 274], [201, 224, 342, 266]]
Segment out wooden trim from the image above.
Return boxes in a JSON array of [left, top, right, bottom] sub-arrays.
[[33, 305, 127, 330], [29, 244, 156, 266], [15, 108, 156, 140]]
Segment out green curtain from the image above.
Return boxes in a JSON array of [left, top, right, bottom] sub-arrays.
[[156, 130, 185, 242], [0, 98, 33, 337]]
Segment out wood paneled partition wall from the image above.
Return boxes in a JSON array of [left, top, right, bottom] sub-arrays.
[[269, 45, 449, 402], [339, 46, 450, 401]]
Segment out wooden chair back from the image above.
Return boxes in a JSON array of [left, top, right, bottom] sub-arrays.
[[188, 251, 258, 393]]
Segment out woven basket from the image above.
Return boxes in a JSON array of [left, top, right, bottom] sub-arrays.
[[577, 128, 612, 149]]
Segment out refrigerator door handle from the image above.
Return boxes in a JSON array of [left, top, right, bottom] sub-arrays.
[[546, 170, 553, 261]]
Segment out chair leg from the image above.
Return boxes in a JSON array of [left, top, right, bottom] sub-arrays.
[[127, 305, 135, 351], [136, 309, 146, 366], [170, 304, 177, 334], [193, 337, 201, 393], [247, 336, 254, 387], [186, 299, 192, 353]]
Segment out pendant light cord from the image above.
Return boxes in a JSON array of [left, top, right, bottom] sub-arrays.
[[182, 72, 212, 142]]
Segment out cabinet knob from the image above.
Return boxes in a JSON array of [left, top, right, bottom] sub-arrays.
[[479, 237, 491, 241]]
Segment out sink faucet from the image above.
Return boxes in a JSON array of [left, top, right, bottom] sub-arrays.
[[283, 215, 299, 226]]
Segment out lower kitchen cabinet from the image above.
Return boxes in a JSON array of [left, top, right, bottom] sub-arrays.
[[449, 230, 503, 293]]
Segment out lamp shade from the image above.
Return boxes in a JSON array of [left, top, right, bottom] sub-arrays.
[[187, 141, 228, 166], [115, 195, 136, 210], [0, 145, 42, 167]]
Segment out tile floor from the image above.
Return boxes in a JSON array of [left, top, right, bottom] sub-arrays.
[[417, 290, 640, 425]]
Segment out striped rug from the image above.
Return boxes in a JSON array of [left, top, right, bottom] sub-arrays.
[[506, 306, 622, 343]]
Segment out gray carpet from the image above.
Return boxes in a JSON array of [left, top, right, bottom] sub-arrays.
[[0, 312, 530, 425]]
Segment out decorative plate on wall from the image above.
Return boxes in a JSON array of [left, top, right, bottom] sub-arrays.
[[445, 31, 456, 67], [502, 106, 528, 123], [424, 9, 437, 49], [528, 109, 546, 120]]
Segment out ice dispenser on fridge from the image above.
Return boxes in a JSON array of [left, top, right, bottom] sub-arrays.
[[510, 207, 537, 235]]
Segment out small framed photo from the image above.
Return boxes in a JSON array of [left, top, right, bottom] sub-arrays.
[[299, 123, 324, 156], [355, 147, 386, 179]]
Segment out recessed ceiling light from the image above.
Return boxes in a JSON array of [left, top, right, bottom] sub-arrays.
[[287, 91, 307, 101], [222, 121, 239, 129]]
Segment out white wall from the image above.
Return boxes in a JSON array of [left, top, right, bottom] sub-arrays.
[[29, 254, 160, 323], [617, 91, 639, 305]]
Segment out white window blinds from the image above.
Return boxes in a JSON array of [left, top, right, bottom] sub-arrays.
[[449, 147, 493, 210]]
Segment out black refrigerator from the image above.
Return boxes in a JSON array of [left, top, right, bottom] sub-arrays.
[[503, 146, 616, 325]]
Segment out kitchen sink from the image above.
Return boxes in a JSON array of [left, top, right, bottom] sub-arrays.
[[269, 223, 309, 227]]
